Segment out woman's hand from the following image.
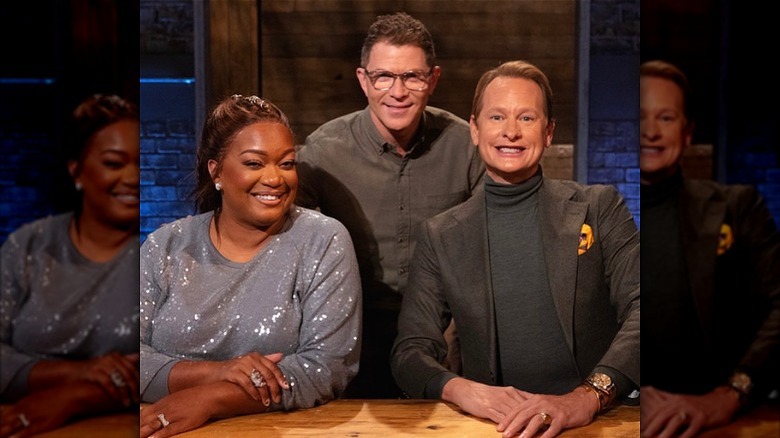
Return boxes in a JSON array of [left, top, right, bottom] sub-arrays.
[[170, 352, 287, 407], [139, 387, 215, 438], [78, 352, 140, 407]]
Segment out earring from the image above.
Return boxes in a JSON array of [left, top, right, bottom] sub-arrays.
[[215, 182, 222, 191], [75, 181, 83, 191]]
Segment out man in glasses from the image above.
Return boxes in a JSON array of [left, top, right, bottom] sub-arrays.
[[296, 12, 484, 398]]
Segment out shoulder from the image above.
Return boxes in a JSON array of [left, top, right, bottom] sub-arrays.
[[424, 106, 470, 134], [290, 207, 349, 234], [304, 110, 363, 143], [142, 212, 211, 253], [684, 179, 765, 208], [2, 212, 71, 253], [544, 178, 622, 203]]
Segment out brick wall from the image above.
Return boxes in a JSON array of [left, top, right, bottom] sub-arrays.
[[587, 0, 640, 226], [140, 0, 196, 241]]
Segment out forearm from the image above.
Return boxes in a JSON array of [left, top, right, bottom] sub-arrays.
[[27, 359, 85, 391], [167, 360, 221, 393], [200, 381, 270, 418]]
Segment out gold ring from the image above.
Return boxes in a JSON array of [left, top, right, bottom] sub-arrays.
[[679, 411, 688, 422], [540, 412, 552, 426]]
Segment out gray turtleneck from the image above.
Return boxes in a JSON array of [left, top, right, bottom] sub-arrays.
[[485, 170, 580, 394]]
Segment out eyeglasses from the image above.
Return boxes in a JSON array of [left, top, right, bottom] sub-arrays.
[[361, 68, 433, 91]]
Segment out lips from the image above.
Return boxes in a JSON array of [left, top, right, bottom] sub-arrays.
[[640, 145, 664, 155], [495, 145, 527, 154], [252, 192, 286, 206], [113, 192, 139, 206]]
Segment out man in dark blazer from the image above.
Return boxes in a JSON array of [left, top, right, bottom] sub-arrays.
[[391, 60, 640, 438], [640, 60, 780, 438]]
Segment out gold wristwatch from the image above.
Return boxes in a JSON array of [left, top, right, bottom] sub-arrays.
[[583, 372, 616, 412], [728, 371, 752, 405]]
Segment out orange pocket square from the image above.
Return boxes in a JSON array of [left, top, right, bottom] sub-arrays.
[[717, 223, 733, 255], [578, 224, 594, 255]]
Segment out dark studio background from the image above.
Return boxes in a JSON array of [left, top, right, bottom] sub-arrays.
[[0, 0, 140, 243], [642, 0, 780, 226]]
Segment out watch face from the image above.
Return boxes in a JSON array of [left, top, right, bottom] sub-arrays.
[[731, 372, 752, 392], [591, 373, 613, 389]]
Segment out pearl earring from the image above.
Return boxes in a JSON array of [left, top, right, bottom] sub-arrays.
[[215, 182, 222, 191], [75, 182, 83, 191]]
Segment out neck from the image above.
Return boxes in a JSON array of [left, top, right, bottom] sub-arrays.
[[210, 211, 285, 263], [70, 213, 136, 263], [370, 112, 419, 154]]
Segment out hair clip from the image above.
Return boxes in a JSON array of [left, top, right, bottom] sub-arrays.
[[231, 94, 268, 110]]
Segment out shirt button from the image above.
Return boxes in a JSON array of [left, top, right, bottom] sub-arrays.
[[400, 205, 405, 210]]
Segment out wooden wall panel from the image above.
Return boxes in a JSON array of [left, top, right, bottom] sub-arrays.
[[259, 0, 576, 149]]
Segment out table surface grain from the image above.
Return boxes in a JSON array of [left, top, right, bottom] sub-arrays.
[[37, 399, 780, 437]]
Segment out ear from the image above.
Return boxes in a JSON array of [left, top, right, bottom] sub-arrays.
[[469, 115, 480, 147], [683, 121, 695, 148], [356, 67, 369, 97], [426, 66, 441, 95], [208, 159, 220, 183], [545, 119, 556, 148], [67, 160, 79, 179]]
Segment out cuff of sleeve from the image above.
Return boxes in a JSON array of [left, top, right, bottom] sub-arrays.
[[141, 360, 178, 403], [2, 359, 38, 401], [423, 370, 459, 399], [594, 365, 635, 400]]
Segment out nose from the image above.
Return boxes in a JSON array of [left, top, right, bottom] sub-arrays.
[[388, 76, 409, 98], [122, 162, 140, 186], [502, 118, 520, 141], [261, 165, 283, 187], [640, 117, 660, 141]]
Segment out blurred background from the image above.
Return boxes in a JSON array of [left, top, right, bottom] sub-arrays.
[[0, 1, 139, 243], [642, 0, 780, 226]]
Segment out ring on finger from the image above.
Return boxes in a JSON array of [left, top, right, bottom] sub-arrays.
[[18, 413, 30, 428], [157, 413, 170, 428], [679, 411, 688, 422], [539, 412, 552, 426], [250, 368, 266, 388], [110, 369, 127, 387]]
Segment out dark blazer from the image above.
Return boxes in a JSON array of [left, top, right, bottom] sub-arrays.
[[677, 180, 779, 389], [391, 177, 640, 399]]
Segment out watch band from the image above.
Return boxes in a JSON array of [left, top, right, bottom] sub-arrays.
[[583, 372, 617, 412]]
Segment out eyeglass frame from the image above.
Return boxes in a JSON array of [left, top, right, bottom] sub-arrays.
[[360, 67, 435, 91]]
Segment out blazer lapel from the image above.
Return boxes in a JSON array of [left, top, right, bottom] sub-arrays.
[[539, 180, 586, 354], [680, 181, 723, 340]]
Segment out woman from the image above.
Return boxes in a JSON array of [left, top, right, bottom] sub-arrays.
[[0, 94, 141, 436], [139, 95, 362, 437]]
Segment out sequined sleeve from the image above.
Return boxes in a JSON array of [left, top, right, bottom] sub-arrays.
[[0, 232, 37, 399], [274, 217, 362, 410], [139, 230, 179, 399]]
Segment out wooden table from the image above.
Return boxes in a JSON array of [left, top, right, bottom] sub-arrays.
[[175, 399, 639, 437], [35, 412, 138, 438], [37, 400, 779, 437]]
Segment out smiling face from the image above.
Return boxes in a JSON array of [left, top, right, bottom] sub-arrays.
[[71, 119, 140, 229], [640, 75, 692, 184], [357, 41, 439, 148], [208, 122, 297, 233], [470, 76, 554, 184]]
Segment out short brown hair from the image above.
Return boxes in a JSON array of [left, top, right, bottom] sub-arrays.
[[471, 60, 554, 122], [360, 12, 436, 68], [640, 60, 692, 120]]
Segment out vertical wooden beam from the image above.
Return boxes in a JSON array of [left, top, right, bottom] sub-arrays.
[[575, 0, 590, 184], [207, 0, 258, 111]]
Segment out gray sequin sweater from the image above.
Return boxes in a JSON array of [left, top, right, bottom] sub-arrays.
[[1, 213, 140, 401], [140, 207, 362, 411]]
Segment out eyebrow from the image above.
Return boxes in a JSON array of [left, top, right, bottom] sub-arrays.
[[238, 147, 296, 156]]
